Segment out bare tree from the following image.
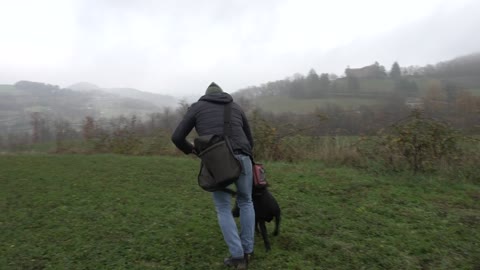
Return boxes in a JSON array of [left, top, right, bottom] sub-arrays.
[[162, 107, 174, 132], [176, 99, 190, 117], [82, 116, 95, 141], [30, 112, 51, 143], [54, 119, 77, 152]]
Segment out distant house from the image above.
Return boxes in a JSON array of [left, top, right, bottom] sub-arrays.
[[345, 62, 386, 79]]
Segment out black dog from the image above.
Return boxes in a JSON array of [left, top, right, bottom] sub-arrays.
[[233, 187, 281, 251]]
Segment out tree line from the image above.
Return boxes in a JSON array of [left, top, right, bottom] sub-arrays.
[[235, 53, 480, 101], [1, 79, 478, 153]]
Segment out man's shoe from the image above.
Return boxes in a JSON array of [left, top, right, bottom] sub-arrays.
[[244, 252, 254, 264], [224, 256, 247, 269]]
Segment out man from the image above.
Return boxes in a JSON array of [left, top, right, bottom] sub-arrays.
[[171, 82, 255, 269]]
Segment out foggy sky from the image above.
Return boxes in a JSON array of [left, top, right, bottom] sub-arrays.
[[1, 0, 479, 98]]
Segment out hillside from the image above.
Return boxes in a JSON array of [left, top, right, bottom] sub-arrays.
[[0, 81, 177, 134], [235, 52, 480, 113], [254, 95, 385, 114], [69, 82, 177, 108]]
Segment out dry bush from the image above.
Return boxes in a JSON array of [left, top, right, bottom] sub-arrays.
[[357, 109, 477, 176], [144, 130, 180, 156]]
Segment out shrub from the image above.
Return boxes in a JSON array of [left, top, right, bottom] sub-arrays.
[[358, 109, 466, 173]]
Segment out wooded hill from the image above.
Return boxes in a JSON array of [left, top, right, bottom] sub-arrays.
[[233, 53, 480, 113]]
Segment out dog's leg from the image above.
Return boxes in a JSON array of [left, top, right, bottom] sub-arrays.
[[232, 200, 240, 217], [273, 213, 281, 236], [258, 220, 271, 252]]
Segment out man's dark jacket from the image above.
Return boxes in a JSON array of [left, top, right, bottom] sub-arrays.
[[171, 92, 254, 156]]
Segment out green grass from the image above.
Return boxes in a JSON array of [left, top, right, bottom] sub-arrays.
[[467, 88, 480, 96], [0, 84, 25, 96], [1, 155, 479, 269], [254, 96, 384, 113], [358, 79, 394, 93], [0, 84, 15, 93], [333, 78, 395, 94]]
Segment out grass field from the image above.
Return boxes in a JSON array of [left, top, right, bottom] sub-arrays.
[[0, 85, 15, 93], [1, 154, 479, 269], [468, 88, 480, 96], [358, 79, 395, 93], [0, 85, 26, 97]]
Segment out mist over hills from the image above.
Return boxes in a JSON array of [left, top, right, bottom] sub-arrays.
[[68, 82, 101, 91], [68, 82, 177, 108], [0, 81, 178, 133]]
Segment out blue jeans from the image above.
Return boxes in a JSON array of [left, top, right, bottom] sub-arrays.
[[212, 154, 255, 258]]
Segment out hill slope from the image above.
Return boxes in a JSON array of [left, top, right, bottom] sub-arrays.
[[235, 52, 480, 113], [68, 82, 177, 108], [0, 81, 177, 134]]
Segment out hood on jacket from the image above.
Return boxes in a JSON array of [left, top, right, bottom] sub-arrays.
[[205, 82, 223, 94], [199, 82, 233, 104]]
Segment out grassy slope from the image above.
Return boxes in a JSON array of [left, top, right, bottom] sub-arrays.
[[468, 88, 480, 95], [0, 84, 15, 92], [253, 78, 395, 113], [254, 96, 383, 114], [1, 155, 479, 269], [253, 76, 480, 114]]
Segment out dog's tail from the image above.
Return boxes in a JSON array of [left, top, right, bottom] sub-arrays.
[[273, 211, 281, 236]]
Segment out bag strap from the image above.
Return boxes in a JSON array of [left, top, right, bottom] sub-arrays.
[[222, 102, 236, 196], [223, 102, 232, 138]]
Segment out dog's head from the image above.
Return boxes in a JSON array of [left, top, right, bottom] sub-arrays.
[[252, 185, 268, 197]]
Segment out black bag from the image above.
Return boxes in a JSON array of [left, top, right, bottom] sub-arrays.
[[195, 103, 241, 192]]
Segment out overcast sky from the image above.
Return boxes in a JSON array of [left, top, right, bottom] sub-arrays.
[[1, 0, 479, 97]]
